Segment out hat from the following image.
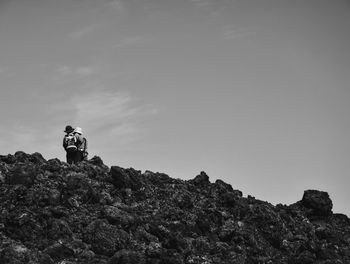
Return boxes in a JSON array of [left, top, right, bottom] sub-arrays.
[[74, 127, 83, 134], [64, 125, 74, 133]]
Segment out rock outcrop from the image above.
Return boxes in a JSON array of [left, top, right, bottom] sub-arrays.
[[0, 151, 349, 264]]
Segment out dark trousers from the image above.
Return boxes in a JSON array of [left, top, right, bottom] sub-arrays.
[[66, 151, 76, 164], [75, 151, 84, 162], [66, 150, 85, 164]]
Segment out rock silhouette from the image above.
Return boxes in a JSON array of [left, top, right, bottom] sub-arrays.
[[0, 151, 349, 263]]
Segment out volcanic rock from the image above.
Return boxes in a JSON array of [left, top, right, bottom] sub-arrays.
[[0, 152, 349, 263], [301, 189, 333, 217]]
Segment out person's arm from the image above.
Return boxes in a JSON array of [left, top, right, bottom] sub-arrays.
[[83, 138, 88, 159], [74, 134, 84, 148], [62, 136, 66, 149]]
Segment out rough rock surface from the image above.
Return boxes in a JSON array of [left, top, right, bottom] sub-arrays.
[[0, 151, 349, 264]]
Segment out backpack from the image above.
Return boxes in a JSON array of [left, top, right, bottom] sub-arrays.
[[81, 137, 88, 159], [64, 133, 77, 153], [75, 136, 88, 159]]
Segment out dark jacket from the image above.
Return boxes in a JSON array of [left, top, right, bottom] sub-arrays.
[[63, 133, 75, 150]]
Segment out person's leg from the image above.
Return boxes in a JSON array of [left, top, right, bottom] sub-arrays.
[[79, 151, 85, 161], [67, 152, 74, 164], [73, 151, 82, 164], [78, 151, 84, 162]]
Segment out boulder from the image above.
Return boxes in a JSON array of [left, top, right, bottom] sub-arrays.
[[6, 164, 37, 186], [189, 171, 210, 186], [88, 155, 105, 166], [108, 250, 146, 264], [215, 179, 234, 192], [103, 205, 135, 228], [110, 166, 143, 190], [43, 242, 75, 261], [301, 190, 333, 217], [83, 220, 130, 256]]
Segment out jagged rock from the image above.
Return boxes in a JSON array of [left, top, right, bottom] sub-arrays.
[[189, 171, 210, 186], [103, 205, 135, 228], [108, 249, 146, 264], [174, 191, 194, 209], [14, 151, 32, 163], [6, 163, 37, 186], [45, 158, 63, 172], [83, 219, 130, 256], [0, 152, 349, 264], [0, 242, 32, 264], [89, 155, 105, 166], [215, 179, 234, 192], [30, 152, 46, 164], [220, 192, 239, 207], [43, 242, 75, 261], [0, 154, 16, 164], [110, 166, 143, 190], [47, 219, 73, 240], [142, 171, 177, 185], [301, 190, 333, 217]]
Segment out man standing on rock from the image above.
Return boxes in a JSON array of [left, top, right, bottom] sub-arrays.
[[73, 127, 88, 162], [63, 125, 77, 164]]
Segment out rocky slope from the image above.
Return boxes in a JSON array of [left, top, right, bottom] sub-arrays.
[[0, 151, 349, 264]]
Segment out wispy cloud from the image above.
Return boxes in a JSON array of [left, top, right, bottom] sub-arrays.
[[72, 90, 157, 146], [57, 65, 72, 76], [112, 36, 148, 49], [190, 0, 212, 7], [57, 65, 96, 78], [69, 23, 99, 39], [76, 66, 95, 76], [222, 25, 256, 40], [87, 35, 150, 53], [104, 0, 125, 12], [68, 1, 127, 40], [0, 88, 157, 160]]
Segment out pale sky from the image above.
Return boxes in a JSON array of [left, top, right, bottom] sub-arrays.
[[1, 0, 350, 215]]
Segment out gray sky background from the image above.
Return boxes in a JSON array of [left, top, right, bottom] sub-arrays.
[[1, 0, 350, 215]]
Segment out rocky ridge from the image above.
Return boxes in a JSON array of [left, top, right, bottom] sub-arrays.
[[0, 151, 349, 264]]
